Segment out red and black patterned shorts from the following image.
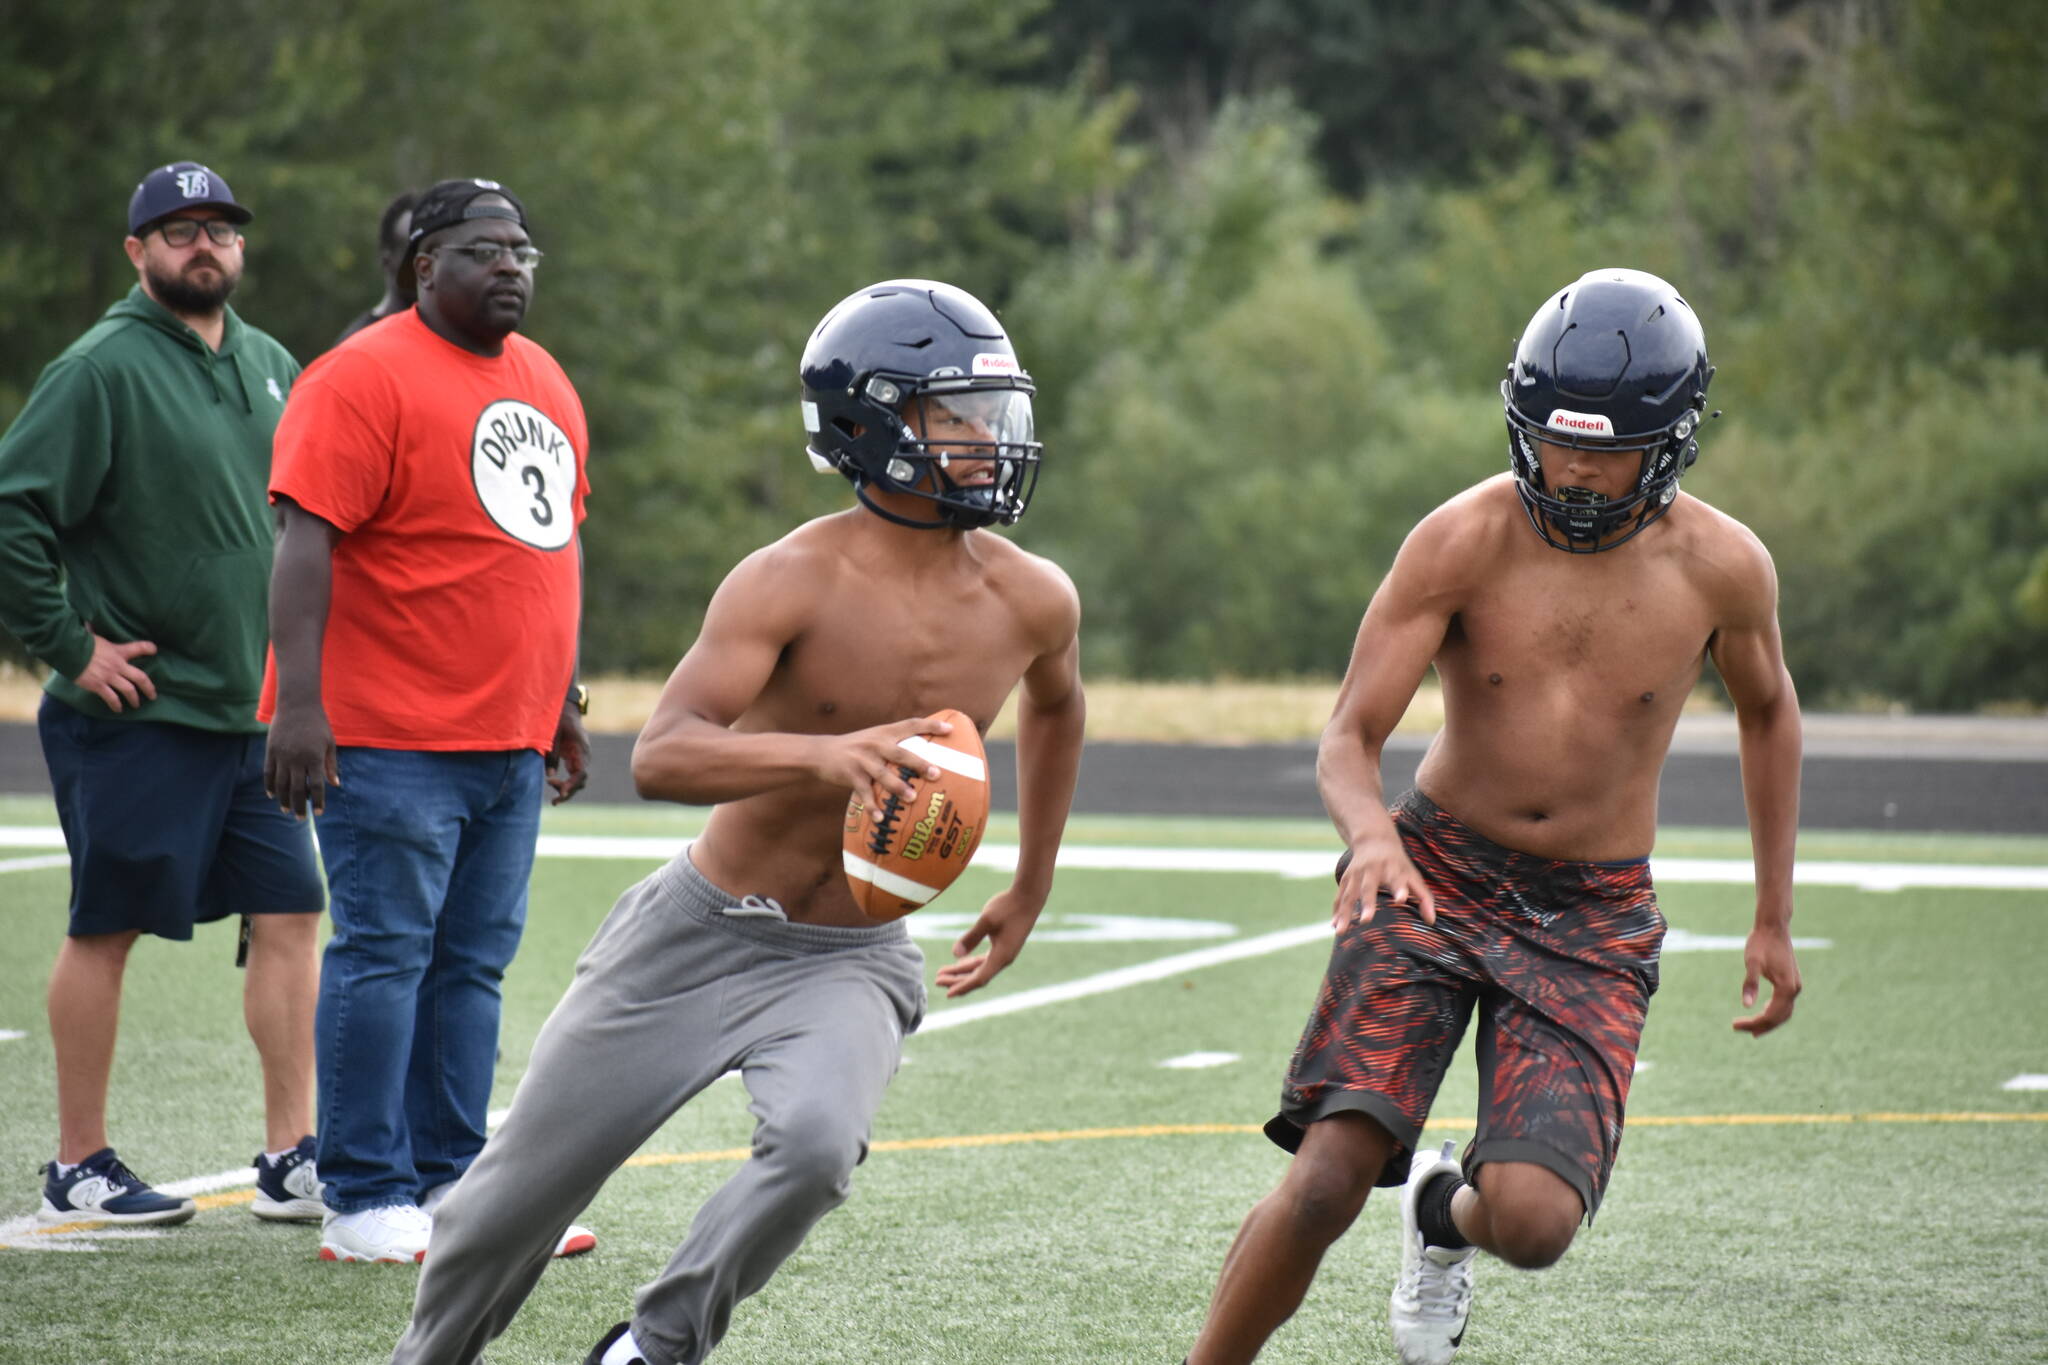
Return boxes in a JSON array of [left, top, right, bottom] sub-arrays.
[[1266, 789, 1665, 1217]]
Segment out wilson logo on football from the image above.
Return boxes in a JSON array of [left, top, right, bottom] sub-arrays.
[[902, 791, 950, 860], [841, 711, 989, 922]]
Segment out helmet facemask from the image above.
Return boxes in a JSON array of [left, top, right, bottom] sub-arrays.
[[1503, 384, 1703, 553], [818, 374, 1042, 531]]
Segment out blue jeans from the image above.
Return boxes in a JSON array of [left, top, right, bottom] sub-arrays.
[[313, 747, 543, 1213]]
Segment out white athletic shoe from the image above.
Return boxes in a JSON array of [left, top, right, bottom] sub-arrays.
[[320, 1203, 432, 1264], [251, 1137, 325, 1222], [420, 1180, 597, 1258], [1390, 1139, 1477, 1365]]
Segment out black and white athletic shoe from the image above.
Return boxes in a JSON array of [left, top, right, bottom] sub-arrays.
[[1390, 1139, 1476, 1365], [584, 1321, 647, 1365], [39, 1148, 196, 1226]]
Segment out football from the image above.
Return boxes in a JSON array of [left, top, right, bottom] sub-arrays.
[[841, 709, 990, 921]]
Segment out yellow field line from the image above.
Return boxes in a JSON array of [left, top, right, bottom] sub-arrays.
[[622, 1110, 2047, 1169], [13, 1110, 2041, 1242], [1625, 1111, 2048, 1127]]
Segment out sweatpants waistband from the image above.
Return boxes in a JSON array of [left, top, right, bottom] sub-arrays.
[[655, 847, 913, 953]]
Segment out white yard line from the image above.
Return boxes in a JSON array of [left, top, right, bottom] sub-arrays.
[[0, 854, 69, 875], [920, 922, 1334, 1032], [2, 826, 2045, 891], [156, 1165, 266, 1199]]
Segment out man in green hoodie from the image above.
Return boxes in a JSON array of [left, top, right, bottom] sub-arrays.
[[0, 160, 327, 1229]]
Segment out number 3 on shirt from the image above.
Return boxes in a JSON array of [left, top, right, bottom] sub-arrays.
[[472, 399, 576, 550]]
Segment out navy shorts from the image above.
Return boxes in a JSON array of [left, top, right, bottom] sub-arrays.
[[38, 694, 325, 940]]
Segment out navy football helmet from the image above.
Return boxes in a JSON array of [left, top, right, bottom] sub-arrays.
[[1503, 268, 1716, 552], [799, 279, 1041, 530]]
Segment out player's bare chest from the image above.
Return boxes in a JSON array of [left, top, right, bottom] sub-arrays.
[[1453, 555, 1714, 675], [778, 584, 1037, 731]]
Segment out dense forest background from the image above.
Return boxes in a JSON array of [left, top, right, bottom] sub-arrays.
[[3, 0, 2042, 708]]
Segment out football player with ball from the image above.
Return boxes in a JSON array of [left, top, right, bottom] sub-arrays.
[[390, 280, 1084, 1365], [1185, 270, 1805, 1365]]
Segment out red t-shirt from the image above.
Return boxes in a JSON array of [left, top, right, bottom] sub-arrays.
[[261, 310, 589, 752]]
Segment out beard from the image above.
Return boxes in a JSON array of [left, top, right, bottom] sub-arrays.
[[146, 254, 240, 315]]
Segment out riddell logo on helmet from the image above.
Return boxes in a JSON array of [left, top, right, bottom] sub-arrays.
[[972, 353, 1018, 376], [1546, 410, 1614, 436]]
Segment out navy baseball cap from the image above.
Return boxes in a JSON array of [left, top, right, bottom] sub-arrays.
[[400, 178, 527, 270], [128, 161, 253, 236]]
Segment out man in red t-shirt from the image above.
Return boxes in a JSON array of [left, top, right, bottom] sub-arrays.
[[263, 178, 593, 1266]]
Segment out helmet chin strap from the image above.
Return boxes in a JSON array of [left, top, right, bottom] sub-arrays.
[[852, 477, 954, 530], [853, 467, 1004, 531]]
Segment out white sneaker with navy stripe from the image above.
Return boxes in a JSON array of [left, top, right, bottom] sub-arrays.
[[39, 1148, 196, 1226], [1390, 1139, 1477, 1365]]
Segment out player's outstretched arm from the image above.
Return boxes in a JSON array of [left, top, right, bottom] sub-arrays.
[[1709, 524, 1804, 1036], [630, 547, 952, 808], [1321, 513, 1465, 928], [939, 563, 1084, 998]]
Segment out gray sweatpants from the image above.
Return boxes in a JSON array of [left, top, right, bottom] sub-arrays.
[[390, 848, 926, 1365]]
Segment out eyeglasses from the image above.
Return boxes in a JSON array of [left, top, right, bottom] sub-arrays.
[[155, 219, 239, 247], [429, 243, 544, 269]]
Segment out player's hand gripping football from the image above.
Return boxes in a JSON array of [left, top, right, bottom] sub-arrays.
[[1732, 920, 1802, 1037], [1332, 830, 1437, 929], [936, 886, 1045, 998], [820, 714, 955, 811]]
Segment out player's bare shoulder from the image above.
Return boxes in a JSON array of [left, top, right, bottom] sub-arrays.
[[1387, 473, 1523, 592], [974, 531, 1080, 652], [1662, 491, 1780, 626], [705, 513, 861, 637]]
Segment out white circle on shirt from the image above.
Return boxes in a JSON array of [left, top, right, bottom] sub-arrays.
[[471, 399, 576, 550]]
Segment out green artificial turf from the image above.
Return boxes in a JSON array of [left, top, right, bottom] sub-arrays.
[[0, 806, 2042, 1363]]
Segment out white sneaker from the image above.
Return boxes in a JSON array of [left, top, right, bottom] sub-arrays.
[[320, 1203, 432, 1264], [1390, 1139, 1476, 1365], [251, 1137, 325, 1222], [420, 1179, 597, 1258]]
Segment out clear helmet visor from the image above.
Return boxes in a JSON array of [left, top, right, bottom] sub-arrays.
[[914, 387, 1035, 453], [876, 384, 1042, 528]]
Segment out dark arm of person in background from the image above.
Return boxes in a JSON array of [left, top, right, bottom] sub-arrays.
[[264, 496, 342, 817], [547, 534, 590, 805]]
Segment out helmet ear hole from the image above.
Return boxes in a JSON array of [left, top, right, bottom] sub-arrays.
[[832, 417, 863, 439]]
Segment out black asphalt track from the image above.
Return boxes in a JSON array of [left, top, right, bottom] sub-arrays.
[[2, 719, 2041, 835]]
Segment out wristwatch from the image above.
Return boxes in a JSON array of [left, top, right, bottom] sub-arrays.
[[570, 683, 589, 717]]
